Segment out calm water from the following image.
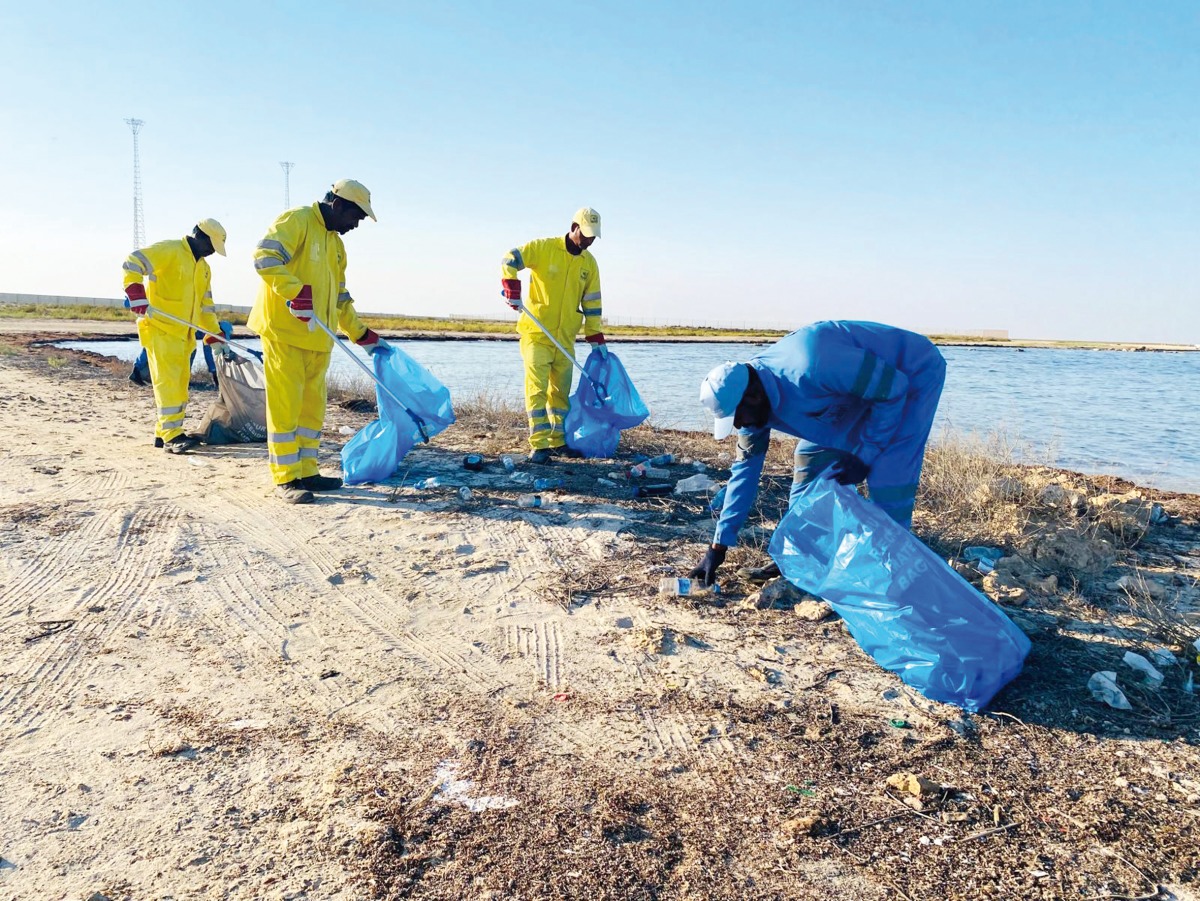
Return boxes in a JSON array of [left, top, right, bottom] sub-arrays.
[[58, 337, 1200, 493]]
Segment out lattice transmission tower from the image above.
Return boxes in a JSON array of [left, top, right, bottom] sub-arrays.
[[280, 161, 295, 208], [124, 118, 146, 250]]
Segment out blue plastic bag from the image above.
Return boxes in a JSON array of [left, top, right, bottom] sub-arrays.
[[769, 481, 1030, 711], [341, 344, 455, 484], [563, 348, 649, 458]]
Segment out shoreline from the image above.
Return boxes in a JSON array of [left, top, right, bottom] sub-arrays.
[[2, 316, 1196, 352]]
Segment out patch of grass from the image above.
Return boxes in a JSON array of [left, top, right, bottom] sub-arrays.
[[45, 355, 69, 369]]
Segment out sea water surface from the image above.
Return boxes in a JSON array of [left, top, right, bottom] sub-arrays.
[[58, 337, 1200, 493]]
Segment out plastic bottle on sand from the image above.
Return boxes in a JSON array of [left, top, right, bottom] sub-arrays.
[[517, 494, 543, 508]]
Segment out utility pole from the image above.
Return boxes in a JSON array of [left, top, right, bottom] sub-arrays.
[[124, 118, 145, 250], [279, 161, 295, 208]]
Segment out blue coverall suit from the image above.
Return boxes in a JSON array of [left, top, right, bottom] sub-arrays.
[[714, 321, 946, 547]]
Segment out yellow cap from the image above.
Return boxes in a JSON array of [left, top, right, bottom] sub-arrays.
[[331, 178, 377, 221], [573, 207, 601, 239], [197, 218, 227, 256]]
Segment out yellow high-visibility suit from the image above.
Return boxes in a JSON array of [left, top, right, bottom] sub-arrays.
[[249, 203, 369, 485], [501, 237, 602, 449], [122, 239, 220, 442]]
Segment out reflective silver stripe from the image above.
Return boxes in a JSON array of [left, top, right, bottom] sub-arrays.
[[203, 290, 213, 300], [338, 280, 346, 289], [530, 423, 552, 433], [256, 240, 291, 263], [158, 404, 185, 415], [132, 251, 153, 276], [122, 261, 144, 274], [582, 292, 602, 302], [296, 426, 321, 439], [549, 407, 569, 417], [161, 417, 185, 429], [269, 431, 296, 444], [270, 451, 300, 466], [298, 447, 319, 459], [254, 257, 285, 271]]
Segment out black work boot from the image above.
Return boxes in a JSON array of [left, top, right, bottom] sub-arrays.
[[300, 474, 344, 492], [154, 437, 164, 448], [530, 448, 553, 465], [164, 435, 201, 455], [274, 480, 315, 504], [555, 445, 584, 459]]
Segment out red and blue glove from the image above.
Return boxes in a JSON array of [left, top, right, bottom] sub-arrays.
[[287, 285, 314, 322], [356, 328, 388, 355], [501, 279, 522, 310], [124, 283, 148, 318]]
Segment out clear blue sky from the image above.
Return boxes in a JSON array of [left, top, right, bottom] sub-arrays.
[[0, 1, 1195, 341]]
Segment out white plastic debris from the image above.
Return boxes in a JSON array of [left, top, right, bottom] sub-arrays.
[[433, 760, 518, 812], [338, 425, 355, 435], [1123, 651, 1165, 686], [1148, 647, 1178, 667], [1088, 671, 1132, 710], [1184, 672, 1195, 695], [674, 473, 717, 494]]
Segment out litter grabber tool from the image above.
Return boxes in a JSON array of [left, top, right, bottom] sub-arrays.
[[146, 306, 262, 365], [516, 301, 609, 402], [308, 316, 430, 443]]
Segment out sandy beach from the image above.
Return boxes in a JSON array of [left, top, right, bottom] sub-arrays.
[[1, 336, 1198, 901]]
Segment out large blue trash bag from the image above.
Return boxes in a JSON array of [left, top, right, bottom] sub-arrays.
[[768, 481, 1030, 711], [563, 348, 650, 458], [341, 344, 456, 484]]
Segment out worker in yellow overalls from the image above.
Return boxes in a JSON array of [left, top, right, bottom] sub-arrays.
[[501, 207, 604, 464], [122, 219, 227, 453], [249, 179, 386, 504]]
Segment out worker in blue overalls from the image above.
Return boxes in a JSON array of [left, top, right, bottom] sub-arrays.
[[692, 320, 946, 587]]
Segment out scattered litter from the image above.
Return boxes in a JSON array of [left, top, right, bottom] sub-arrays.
[[433, 759, 518, 812], [785, 783, 816, 797], [517, 494, 544, 508], [338, 425, 355, 435], [501, 455, 516, 472], [509, 471, 533, 485], [648, 453, 674, 465], [660, 577, 695, 597], [534, 477, 565, 490], [596, 478, 619, 488], [962, 546, 1004, 574], [552, 692, 570, 702], [1087, 671, 1132, 710], [889, 719, 911, 729], [458, 486, 473, 502], [692, 460, 708, 472], [674, 473, 718, 494], [633, 483, 673, 498], [187, 457, 209, 467], [462, 454, 484, 471], [1149, 647, 1178, 667], [1150, 503, 1168, 524], [1184, 672, 1195, 694], [1123, 651, 1165, 686], [415, 477, 443, 489], [319, 669, 341, 680]]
